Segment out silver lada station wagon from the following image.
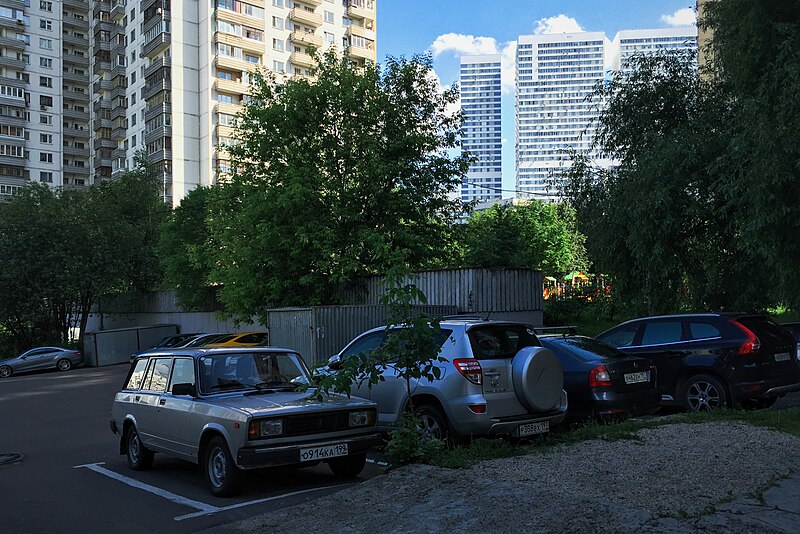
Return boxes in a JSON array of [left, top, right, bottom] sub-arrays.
[[111, 347, 380, 496]]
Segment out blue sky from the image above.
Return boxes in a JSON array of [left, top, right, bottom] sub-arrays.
[[376, 1, 698, 195]]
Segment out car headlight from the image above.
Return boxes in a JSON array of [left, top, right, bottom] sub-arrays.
[[349, 410, 376, 427], [248, 418, 284, 439]]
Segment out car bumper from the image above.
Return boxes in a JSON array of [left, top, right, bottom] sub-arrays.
[[487, 410, 567, 437], [731, 377, 800, 400], [236, 432, 382, 470], [589, 389, 661, 417]]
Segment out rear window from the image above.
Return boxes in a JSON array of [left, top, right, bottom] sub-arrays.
[[737, 317, 794, 344], [124, 358, 149, 390], [544, 337, 627, 363], [689, 322, 721, 340], [468, 325, 540, 359]]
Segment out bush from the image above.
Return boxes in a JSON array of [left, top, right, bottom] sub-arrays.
[[385, 415, 444, 467]]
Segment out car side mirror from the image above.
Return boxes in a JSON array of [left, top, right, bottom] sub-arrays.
[[172, 383, 197, 397], [327, 354, 342, 370]]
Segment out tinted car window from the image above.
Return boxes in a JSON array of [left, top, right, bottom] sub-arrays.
[[598, 322, 639, 348], [544, 337, 627, 363], [689, 322, 721, 340], [468, 325, 540, 360], [237, 333, 269, 344], [341, 332, 385, 360], [125, 359, 149, 390], [640, 321, 683, 345], [170, 358, 196, 389]]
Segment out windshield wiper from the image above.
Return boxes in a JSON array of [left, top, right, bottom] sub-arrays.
[[209, 380, 251, 391]]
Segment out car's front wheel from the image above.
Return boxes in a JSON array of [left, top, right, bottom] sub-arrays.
[[204, 436, 243, 497], [126, 426, 154, 471], [328, 453, 367, 478], [682, 374, 727, 412], [0, 365, 12, 378], [56, 359, 72, 371]]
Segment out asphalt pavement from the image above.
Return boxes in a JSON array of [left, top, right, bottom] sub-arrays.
[[0, 364, 384, 534]]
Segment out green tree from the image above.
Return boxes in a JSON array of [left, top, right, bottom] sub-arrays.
[[461, 201, 587, 274], [212, 50, 469, 318]]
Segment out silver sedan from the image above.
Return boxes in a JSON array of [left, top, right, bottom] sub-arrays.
[[0, 347, 83, 378]]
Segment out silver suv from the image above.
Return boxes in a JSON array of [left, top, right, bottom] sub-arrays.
[[328, 319, 567, 441], [111, 348, 380, 497]]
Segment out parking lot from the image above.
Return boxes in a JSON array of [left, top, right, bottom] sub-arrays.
[[0, 365, 385, 534]]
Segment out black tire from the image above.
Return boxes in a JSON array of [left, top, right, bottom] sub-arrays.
[[681, 374, 728, 412], [56, 359, 72, 372], [328, 453, 367, 479], [0, 365, 12, 379], [126, 426, 154, 471], [204, 436, 243, 497]]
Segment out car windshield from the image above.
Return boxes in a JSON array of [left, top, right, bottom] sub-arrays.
[[198, 352, 310, 394]]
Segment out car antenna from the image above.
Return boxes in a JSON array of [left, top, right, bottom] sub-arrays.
[[485, 306, 494, 321]]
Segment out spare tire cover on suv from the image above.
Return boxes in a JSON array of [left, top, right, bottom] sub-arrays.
[[512, 346, 563, 412]]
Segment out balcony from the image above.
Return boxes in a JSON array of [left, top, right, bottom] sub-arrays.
[[289, 51, 316, 69], [145, 125, 172, 146], [63, 16, 90, 31], [348, 44, 375, 62], [93, 59, 112, 75], [93, 99, 112, 113], [0, 36, 25, 51], [215, 54, 258, 73], [63, 89, 90, 103], [63, 164, 91, 176], [64, 107, 89, 120], [64, 53, 90, 67], [93, 79, 115, 92], [215, 32, 264, 54], [145, 102, 171, 122], [297, 0, 323, 6], [93, 137, 117, 151], [93, 2, 112, 19], [96, 117, 113, 129], [213, 101, 241, 116], [289, 31, 323, 49], [111, 62, 127, 79], [347, 24, 376, 41], [63, 33, 90, 47], [289, 8, 323, 28], [110, 83, 127, 100], [214, 77, 248, 95], [143, 79, 170, 100], [110, 102, 127, 120], [347, 3, 375, 21], [63, 70, 88, 84], [63, 127, 91, 140], [0, 55, 24, 70], [111, 124, 127, 140], [0, 17, 24, 31], [144, 57, 171, 79], [149, 148, 172, 163], [63, 144, 89, 157], [111, 147, 126, 160], [143, 31, 171, 58], [110, 0, 127, 20]]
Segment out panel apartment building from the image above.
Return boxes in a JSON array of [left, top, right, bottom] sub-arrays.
[[0, 0, 376, 205], [0, 0, 91, 197], [91, 0, 377, 206], [515, 27, 696, 201], [459, 54, 501, 204]]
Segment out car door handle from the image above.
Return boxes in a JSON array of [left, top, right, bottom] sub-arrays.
[[159, 398, 166, 406]]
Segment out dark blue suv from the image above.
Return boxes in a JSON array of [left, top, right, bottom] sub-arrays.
[[597, 314, 800, 411]]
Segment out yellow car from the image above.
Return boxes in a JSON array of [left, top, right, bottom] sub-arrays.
[[205, 331, 269, 347]]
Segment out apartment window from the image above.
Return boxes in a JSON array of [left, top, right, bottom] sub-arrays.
[[39, 171, 53, 183], [40, 114, 52, 125], [39, 76, 52, 88], [39, 57, 52, 68], [324, 11, 334, 23], [131, 71, 136, 83], [131, 93, 136, 105], [39, 38, 53, 50], [217, 93, 234, 104], [39, 19, 52, 31], [272, 16, 283, 30], [39, 95, 53, 107], [40, 1, 52, 12], [130, 114, 136, 126], [217, 70, 233, 80], [243, 27, 263, 41], [272, 0, 283, 6], [272, 38, 284, 52], [40, 133, 52, 144], [272, 60, 284, 73], [15, 72, 29, 83], [342, 17, 351, 27], [131, 134, 136, 146], [218, 113, 236, 126], [130, 29, 136, 41], [325, 32, 334, 44], [244, 53, 259, 63], [21, 54, 30, 65], [130, 8, 135, 19], [40, 152, 53, 163]]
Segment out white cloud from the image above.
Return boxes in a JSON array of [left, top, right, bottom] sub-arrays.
[[430, 33, 500, 58], [533, 14, 584, 35], [661, 7, 696, 26]]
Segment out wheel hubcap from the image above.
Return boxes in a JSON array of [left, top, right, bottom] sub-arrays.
[[0, 367, 10, 378], [209, 448, 226, 488], [129, 434, 140, 463], [58, 360, 69, 370], [687, 381, 721, 411], [418, 415, 442, 440]]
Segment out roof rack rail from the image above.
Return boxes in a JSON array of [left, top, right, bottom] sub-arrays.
[[533, 325, 578, 335], [441, 314, 485, 321]]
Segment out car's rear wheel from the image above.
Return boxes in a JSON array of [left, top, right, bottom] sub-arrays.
[[204, 436, 243, 497], [126, 426, 154, 471], [682, 375, 727, 412], [56, 359, 72, 371], [328, 453, 367, 478], [0, 365, 12, 378]]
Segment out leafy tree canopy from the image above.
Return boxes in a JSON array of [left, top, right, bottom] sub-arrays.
[[208, 50, 470, 319]]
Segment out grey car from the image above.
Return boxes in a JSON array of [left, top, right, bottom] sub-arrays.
[[328, 319, 568, 442], [111, 347, 380, 497], [0, 347, 83, 378]]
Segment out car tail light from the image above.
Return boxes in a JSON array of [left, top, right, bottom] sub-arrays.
[[453, 358, 482, 385], [467, 404, 486, 414], [589, 365, 612, 388], [731, 321, 761, 354]]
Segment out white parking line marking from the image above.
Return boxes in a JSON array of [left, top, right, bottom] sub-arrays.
[[366, 458, 389, 466], [173, 484, 349, 522], [74, 462, 350, 522], [73, 462, 218, 514]]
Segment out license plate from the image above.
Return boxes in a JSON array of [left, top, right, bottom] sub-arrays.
[[775, 352, 791, 362], [624, 371, 649, 384], [300, 443, 348, 462], [518, 421, 549, 437]]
